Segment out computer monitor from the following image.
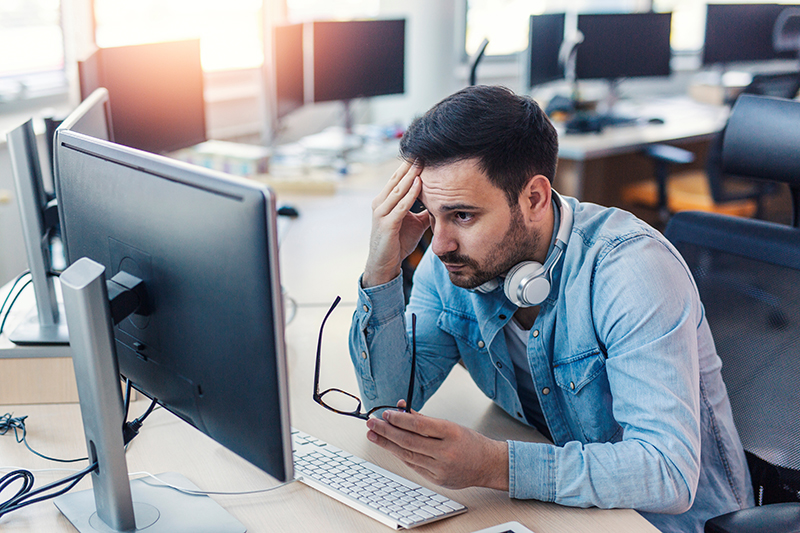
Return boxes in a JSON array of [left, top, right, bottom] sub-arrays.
[[703, 4, 800, 65], [311, 19, 405, 103], [575, 13, 672, 80], [273, 23, 305, 119], [527, 13, 566, 88], [5, 88, 112, 346], [79, 39, 206, 154], [51, 129, 292, 532]]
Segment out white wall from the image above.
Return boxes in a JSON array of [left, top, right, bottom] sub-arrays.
[[370, 0, 461, 126]]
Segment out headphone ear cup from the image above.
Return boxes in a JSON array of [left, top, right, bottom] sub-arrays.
[[504, 261, 549, 307]]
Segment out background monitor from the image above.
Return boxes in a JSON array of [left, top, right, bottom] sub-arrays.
[[312, 19, 405, 103], [575, 12, 672, 80], [527, 13, 566, 88], [274, 23, 305, 119], [78, 39, 206, 154], [703, 3, 800, 65], [5, 88, 112, 346], [53, 128, 292, 530]]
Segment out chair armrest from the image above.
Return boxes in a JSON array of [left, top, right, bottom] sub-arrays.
[[644, 144, 695, 165], [704, 502, 800, 533]]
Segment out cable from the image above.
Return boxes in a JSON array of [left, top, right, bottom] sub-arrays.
[[0, 461, 97, 519], [0, 271, 30, 316], [0, 413, 88, 464], [1, 467, 83, 475], [0, 279, 33, 336], [0, 466, 296, 497], [129, 471, 296, 496], [122, 397, 159, 446], [0, 271, 32, 335], [123, 378, 133, 423]]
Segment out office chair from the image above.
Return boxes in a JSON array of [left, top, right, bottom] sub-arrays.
[[622, 72, 800, 224], [664, 94, 800, 533], [773, 7, 800, 57]]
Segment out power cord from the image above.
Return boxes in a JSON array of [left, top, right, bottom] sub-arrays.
[[0, 384, 158, 521], [123, 397, 159, 446], [0, 413, 87, 464], [0, 271, 32, 336], [130, 471, 296, 496], [0, 462, 97, 519]]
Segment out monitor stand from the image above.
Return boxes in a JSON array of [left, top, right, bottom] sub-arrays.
[[6, 120, 69, 346], [54, 257, 245, 533], [595, 78, 636, 126]]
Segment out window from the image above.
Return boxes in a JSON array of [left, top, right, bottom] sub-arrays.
[[93, 0, 264, 72], [465, 0, 650, 57], [0, 0, 67, 105], [284, 0, 379, 22], [466, 0, 791, 58]]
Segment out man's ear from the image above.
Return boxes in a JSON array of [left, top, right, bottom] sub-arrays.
[[517, 175, 552, 223]]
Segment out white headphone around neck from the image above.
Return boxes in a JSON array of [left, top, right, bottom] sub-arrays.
[[474, 191, 573, 308]]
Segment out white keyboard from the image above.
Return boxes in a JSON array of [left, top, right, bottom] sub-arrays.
[[292, 429, 467, 529]]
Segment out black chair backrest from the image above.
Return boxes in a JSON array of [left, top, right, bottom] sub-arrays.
[[665, 211, 800, 505], [706, 74, 799, 205], [723, 94, 800, 226]]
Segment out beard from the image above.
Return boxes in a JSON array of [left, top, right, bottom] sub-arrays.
[[437, 207, 542, 289]]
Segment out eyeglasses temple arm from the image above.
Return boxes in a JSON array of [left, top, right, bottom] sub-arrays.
[[405, 313, 416, 412], [313, 295, 341, 399]]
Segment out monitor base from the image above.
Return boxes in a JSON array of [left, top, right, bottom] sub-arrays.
[[55, 472, 246, 533], [8, 306, 70, 346]]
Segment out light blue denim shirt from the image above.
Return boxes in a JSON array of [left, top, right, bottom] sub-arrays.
[[349, 196, 753, 533]]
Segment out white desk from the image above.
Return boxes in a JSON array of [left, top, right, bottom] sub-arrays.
[[0, 303, 657, 532], [0, 158, 659, 532]]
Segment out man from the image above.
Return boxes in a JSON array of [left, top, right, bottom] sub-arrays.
[[348, 85, 752, 532]]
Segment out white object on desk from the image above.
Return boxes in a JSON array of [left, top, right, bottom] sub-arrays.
[[471, 521, 536, 533]]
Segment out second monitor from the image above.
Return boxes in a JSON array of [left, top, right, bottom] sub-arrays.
[[575, 12, 672, 81], [527, 13, 566, 88]]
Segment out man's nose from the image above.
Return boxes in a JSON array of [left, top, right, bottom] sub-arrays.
[[430, 225, 457, 257]]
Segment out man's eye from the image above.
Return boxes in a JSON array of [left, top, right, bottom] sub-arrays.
[[455, 212, 473, 222]]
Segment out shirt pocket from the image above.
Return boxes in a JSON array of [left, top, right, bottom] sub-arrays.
[[553, 349, 622, 443], [438, 310, 496, 399]]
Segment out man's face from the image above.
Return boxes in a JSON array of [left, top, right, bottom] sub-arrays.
[[419, 158, 542, 289]]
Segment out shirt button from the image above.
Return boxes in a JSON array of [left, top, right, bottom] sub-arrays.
[[542, 387, 551, 395], [362, 305, 369, 312], [532, 330, 539, 338], [477, 340, 485, 349], [517, 412, 523, 418], [361, 351, 367, 359], [570, 381, 576, 390], [496, 361, 503, 369], [499, 314, 507, 320]]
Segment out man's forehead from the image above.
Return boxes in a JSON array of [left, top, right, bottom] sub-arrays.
[[418, 159, 502, 208]]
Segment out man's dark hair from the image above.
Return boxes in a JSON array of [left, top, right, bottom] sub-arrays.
[[399, 85, 558, 206]]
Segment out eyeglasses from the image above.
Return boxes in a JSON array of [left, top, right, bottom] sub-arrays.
[[313, 296, 416, 420]]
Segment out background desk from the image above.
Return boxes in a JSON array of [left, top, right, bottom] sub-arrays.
[[553, 97, 729, 211], [0, 158, 658, 532]]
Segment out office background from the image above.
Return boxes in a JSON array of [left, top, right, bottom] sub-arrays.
[[1, 0, 799, 284], [2, 2, 800, 531]]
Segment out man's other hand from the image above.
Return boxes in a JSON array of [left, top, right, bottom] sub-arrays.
[[366, 400, 509, 491]]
